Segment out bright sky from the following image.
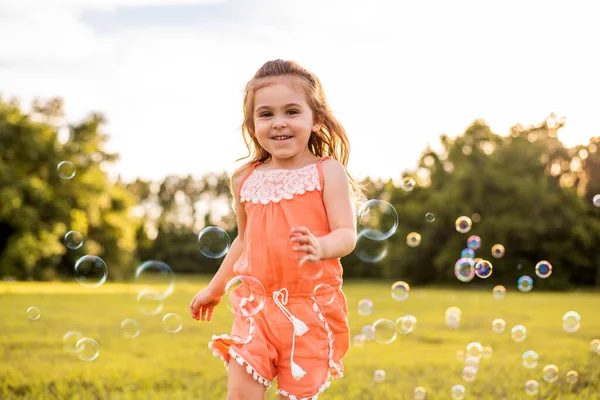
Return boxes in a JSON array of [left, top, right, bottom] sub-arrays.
[[2, 0, 598, 183]]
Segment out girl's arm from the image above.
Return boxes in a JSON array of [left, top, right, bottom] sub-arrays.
[[205, 166, 249, 295]]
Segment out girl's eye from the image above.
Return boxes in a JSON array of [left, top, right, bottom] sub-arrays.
[[288, 110, 298, 114], [260, 112, 272, 117]]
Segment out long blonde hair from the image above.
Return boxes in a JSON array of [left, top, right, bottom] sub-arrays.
[[233, 59, 365, 202]]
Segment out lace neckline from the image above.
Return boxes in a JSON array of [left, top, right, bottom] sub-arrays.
[[254, 162, 319, 174]]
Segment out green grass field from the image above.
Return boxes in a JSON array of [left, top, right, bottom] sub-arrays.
[[1, 279, 599, 400]]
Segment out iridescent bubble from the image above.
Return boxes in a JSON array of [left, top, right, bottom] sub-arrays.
[[355, 229, 388, 263], [475, 259, 493, 278], [407, 232, 422, 247], [451, 384, 466, 400], [362, 325, 375, 341], [467, 235, 481, 250], [162, 313, 183, 333], [466, 342, 483, 360], [491, 244, 505, 259], [593, 194, 600, 207], [562, 311, 581, 333], [134, 260, 175, 299], [492, 318, 506, 333], [357, 200, 398, 240], [358, 299, 373, 316], [425, 213, 435, 223], [518, 275, 533, 293], [522, 350, 538, 369], [413, 386, 427, 400], [525, 380, 539, 396], [454, 258, 475, 283], [57, 161, 76, 179], [76, 338, 99, 361], [63, 331, 84, 353], [401, 177, 416, 192], [464, 356, 479, 369], [373, 319, 397, 344], [492, 285, 506, 300], [352, 335, 366, 347], [64, 231, 83, 250], [374, 369, 386, 383], [543, 364, 559, 383], [591, 339, 600, 353], [74, 255, 108, 288], [446, 307, 461, 329], [197, 226, 230, 258], [482, 346, 493, 359], [455, 216, 472, 233], [120, 319, 140, 338], [224, 275, 266, 317], [391, 281, 410, 301], [535, 261, 552, 279], [314, 283, 335, 306], [137, 289, 164, 316], [27, 306, 40, 321], [462, 366, 477, 383], [396, 315, 417, 334], [461, 248, 475, 259], [566, 370, 578, 384], [511, 325, 527, 342]]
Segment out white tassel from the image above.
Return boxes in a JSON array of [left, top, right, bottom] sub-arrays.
[[291, 316, 309, 336], [291, 361, 307, 380]]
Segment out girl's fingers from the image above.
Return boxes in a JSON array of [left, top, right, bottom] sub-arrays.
[[207, 307, 214, 321], [294, 245, 315, 255]]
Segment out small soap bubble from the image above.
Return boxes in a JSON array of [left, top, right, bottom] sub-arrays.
[[543, 364, 559, 383], [454, 258, 475, 283], [352, 335, 366, 347], [373, 319, 397, 344], [464, 356, 479, 369], [224, 276, 266, 317], [63, 331, 84, 353], [511, 325, 527, 342], [466, 342, 483, 359], [120, 319, 140, 338], [355, 230, 388, 263], [401, 177, 416, 192], [517, 275, 533, 292], [374, 369, 386, 383], [562, 311, 581, 333], [162, 313, 183, 333], [396, 315, 417, 334], [462, 366, 477, 383], [455, 216, 472, 233], [137, 289, 164, 316], [591, 339, 600, 353], [76, 338, 100, 361], [525, 380, 539, 396], [492, 318, 506, 333], [134, 260, 175, 299], [74, 255, 108, 288], [357, 299, 373, 316], [391, 281, 410, 301], [482, 346, 493, 359], [451, 384, 466, 400], [593, 194, 600, 207], [413, 386, 427, 400], [64, 231, 84, 249], [566, 370, 578, 384], [27, 306, 40, 321], [314, 283, 335, 306], [425, 213, 435, 223], [535, 261, 552, 278], [492, 285, 506, 300], [57, 161, 76, 179], [407, 232, 422, 247], [491, 244, 505, 258], [357, 200, 398, 240], [522, 350, 538, 369], [461, 248, 475, 259], [475, 259, 493, 278], [467, 235, 481, 250], [197, 226, 230, 258], [362, 325, 375, 341]]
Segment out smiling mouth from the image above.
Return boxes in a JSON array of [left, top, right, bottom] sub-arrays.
[[272, 136, 293, 140]]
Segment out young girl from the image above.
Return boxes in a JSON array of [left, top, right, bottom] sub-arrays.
[[189, 59, 363, 400]]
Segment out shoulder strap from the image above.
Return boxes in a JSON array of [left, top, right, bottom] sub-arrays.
[[316, 156, 333, 189], [237, 161, 261, 198]]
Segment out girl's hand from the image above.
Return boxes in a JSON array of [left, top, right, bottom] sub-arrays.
[[189, 287, 222, 321], [290, 226, 323, 262]]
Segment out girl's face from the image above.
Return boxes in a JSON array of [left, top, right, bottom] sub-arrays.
[[253, 78, 320, 166]]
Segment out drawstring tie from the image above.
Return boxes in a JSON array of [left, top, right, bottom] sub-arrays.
[[273, 288, 309, 380]]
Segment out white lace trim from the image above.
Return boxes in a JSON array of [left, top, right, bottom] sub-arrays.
[[277, 299, 344, 400], [240, 163, 321, 204], [207, 317, 271, 387]]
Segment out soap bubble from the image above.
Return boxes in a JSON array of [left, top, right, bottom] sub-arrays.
[[357, 200, 398, 240], [57, 161, 76, 179], [455, 216, 472, 233], [425, 213, 435, 223], [120, 319, 140, 338], [27, 306, 40, 321], [535, 261, 552, 278], [63, 331, 84, 353], [517, 275, 533, 293], [162, 313, 183, 333], [74, 255, 108, 288], [198, 226, 230, 258], [492, 285, 506, 300], [562, 311, 581, 333], [525, 380, 539, 396], [454, 258, 475, 282], [522, 350, 538, 369], [511, 325, 527, 342], [358, 299, 373, 316], [134, 260, 175, 299], [407, 232, 422, 247], [391, 281, 410, 301], [64, 231, 84, 249], [373, 319, 397, 344], [374, 369, 386, 383], [543, 364, 559, 383], [224, 276, 266, 317], [76, 338, 100, 361], [451, 384, 466, 399], [566, 370, 579, 384], [492, 318, 506, 333]]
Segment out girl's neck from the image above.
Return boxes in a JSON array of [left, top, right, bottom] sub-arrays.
[[258, 155, 320, 172]]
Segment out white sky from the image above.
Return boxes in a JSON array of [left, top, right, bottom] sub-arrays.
[[1, 0, 598, 183]]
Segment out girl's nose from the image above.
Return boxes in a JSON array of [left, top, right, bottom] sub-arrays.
[[272, 120, 287, 129]]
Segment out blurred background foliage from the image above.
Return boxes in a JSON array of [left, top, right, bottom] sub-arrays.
[[1, 95, 599, 288]]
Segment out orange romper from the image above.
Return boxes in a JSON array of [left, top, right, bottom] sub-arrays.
[[209, 156, 350, 400]]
